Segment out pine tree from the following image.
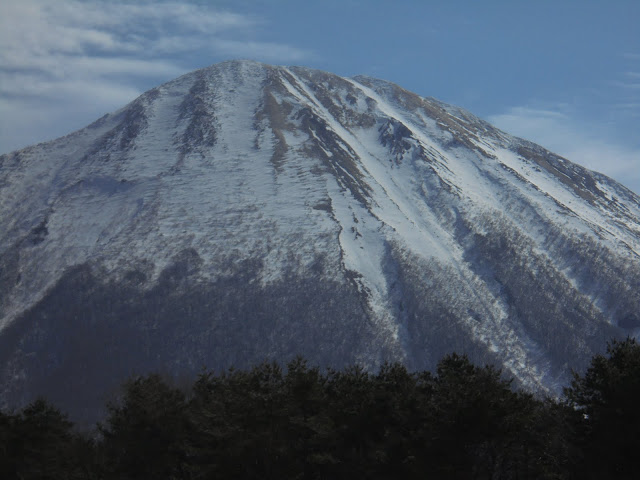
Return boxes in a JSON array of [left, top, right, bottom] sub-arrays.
[[100, 374, 188, 479], [564, 337, 640, 479]]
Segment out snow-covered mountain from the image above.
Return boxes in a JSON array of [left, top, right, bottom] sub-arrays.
[[1, 60, 639, 420]]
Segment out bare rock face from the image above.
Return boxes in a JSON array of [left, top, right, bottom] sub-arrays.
[[1, 60, 639, 422]]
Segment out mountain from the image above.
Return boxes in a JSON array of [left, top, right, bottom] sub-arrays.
[[1, 60, 639, 422]]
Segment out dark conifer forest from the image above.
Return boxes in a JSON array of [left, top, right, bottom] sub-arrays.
[[1, 338, 639, 479]]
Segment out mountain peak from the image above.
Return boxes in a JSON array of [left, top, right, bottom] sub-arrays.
[[1, 61, 639, 421]]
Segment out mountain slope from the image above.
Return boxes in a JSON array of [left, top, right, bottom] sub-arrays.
[[1, 60, 639, 421]]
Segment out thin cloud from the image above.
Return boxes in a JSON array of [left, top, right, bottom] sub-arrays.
[[0, 83, 141, 152], [213, 39, 311, 62], [488, 107, 640, 195], [612, 81, 640, 90], [0, 0, 311, 153], [613, 102, 640, 110]]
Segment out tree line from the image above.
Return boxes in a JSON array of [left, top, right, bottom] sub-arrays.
[[1, 338, 639, 479]]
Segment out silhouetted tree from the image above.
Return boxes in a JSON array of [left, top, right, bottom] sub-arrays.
[[0, 398, 92, 479], [7, 336, 640, 479], [100, 374, 188, 479], [564, 337, 640, 479]]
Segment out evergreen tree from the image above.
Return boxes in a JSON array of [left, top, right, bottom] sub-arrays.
[[0, 398, 91, 479], [564, 337, 640, 479], [7, 336, 640, 479], [100, 374, 189, 479]]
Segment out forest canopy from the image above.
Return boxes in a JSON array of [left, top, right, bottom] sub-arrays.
[[1, 338, 639, 479]]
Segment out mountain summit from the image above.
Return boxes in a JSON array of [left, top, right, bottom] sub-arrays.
[[1, 60, 639, 420]]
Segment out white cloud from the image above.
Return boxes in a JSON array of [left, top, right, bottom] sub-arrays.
[[0, 0, 310, 153], [622, 53, 640, 60], [488, 107, 640, 195], [612, 81, 640, 90], [613, 102, 640, 112], [0, 84, 140, 151], [213, 39, 310, 62]]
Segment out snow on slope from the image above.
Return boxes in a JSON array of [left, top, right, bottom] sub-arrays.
[[1, 60, 639, 398]]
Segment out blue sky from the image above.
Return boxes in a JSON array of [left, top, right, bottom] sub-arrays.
[[1, 0, 639, 192]]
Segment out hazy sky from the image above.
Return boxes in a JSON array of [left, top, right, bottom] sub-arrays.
[[1, 0, 639, 192]]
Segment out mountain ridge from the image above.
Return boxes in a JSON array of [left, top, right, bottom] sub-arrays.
[[1, 59, 639, 421]]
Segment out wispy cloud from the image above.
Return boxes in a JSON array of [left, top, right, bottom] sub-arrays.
[[621, 52, 640, 60], [611, 81, 640, 90], [488, 106, 640, 195], [0, 0, 311, 153]]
